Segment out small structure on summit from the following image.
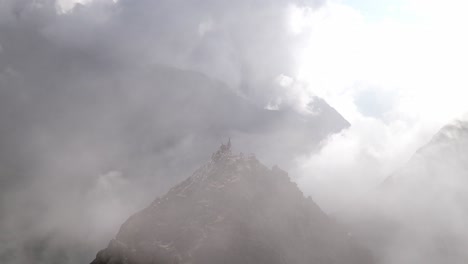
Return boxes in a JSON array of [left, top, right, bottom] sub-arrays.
[[223, 138, 231, 151], [211, 138, 232, 161], [91, 138, 374, 264]]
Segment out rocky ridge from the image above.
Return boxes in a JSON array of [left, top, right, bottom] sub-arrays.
[[91, 141, 373, 264]]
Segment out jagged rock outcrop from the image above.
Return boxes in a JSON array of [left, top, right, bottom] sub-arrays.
[[91, 143, 373, 264]]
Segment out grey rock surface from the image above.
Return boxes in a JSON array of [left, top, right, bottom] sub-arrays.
[[91, 143, 372, 264]]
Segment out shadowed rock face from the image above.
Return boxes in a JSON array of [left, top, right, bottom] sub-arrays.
[[91, 143, 373, 264]]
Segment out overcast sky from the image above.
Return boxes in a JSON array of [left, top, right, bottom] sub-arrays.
[[2, 0, 468, 263]]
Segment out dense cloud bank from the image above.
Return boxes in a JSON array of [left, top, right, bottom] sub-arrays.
[[3, 1, 468, 264], [0, 1, 347, 263]]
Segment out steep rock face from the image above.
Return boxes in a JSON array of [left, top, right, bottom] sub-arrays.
[[91, 143, 372, 264]]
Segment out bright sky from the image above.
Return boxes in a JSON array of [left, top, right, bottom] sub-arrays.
[[291, 0, 468, 210], [292, 0, 468, 123]]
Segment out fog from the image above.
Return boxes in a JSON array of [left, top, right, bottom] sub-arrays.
[[1, 0, 468, 264], [0, 0, 335, 262]]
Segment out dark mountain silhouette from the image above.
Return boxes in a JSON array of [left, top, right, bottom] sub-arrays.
[[91, 142, 373, 264]]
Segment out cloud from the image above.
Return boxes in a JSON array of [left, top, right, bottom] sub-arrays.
[[294, 0, 468, 122], [0, 1, 343, 263], [294, 114, 437, 211], [285, 3, 468, 263], [3, 0, 468, 263], [288, 0, 468, 212]]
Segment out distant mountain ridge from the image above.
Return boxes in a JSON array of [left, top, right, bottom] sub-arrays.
[[384, 118, 468, 187], [91, 142, 373, 264], [345, 118, 468, 264]]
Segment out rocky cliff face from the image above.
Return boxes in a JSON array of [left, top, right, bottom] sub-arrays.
[[91, 142, 372, 264]]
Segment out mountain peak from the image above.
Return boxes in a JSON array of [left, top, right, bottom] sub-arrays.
[[91, 146, 373, 264], [211, 138, 232, 162], [418, 118, 468, 149]]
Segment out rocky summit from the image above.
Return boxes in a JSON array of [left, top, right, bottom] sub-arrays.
[[91, 141, 373, 264]]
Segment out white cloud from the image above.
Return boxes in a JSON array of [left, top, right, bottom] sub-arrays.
[[294, 115, 437, 211], [94, 170, 126, 193], [56, 0, 90, 13], [290, 0, 468, 210], [294, 0, 468, 123], [268, 74, 317, 114], [56, 0, 117, 13], [198, 18, 215, 37]]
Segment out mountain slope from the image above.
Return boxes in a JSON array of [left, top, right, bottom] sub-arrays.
[[0, 62, 350, 264], [91, 142, 373, 264], [385, 118, 468, 187], [344, 118, 468, 264]]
